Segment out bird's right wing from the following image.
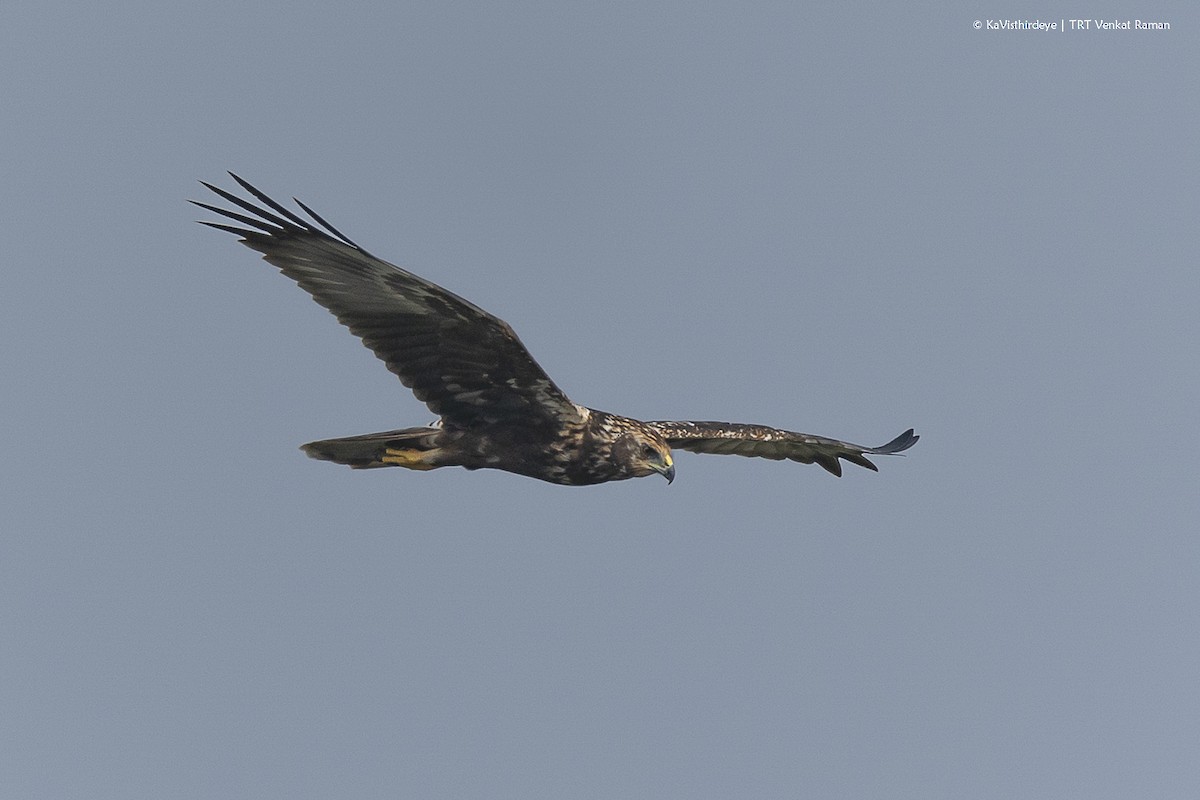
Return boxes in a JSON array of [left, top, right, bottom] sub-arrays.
[[193, 174, 583, 429]]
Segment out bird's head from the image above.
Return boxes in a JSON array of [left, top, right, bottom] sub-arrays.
[[612, 429, 675, 484]]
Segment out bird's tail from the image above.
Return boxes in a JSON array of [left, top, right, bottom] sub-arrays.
[[300, 427, 443, 470]]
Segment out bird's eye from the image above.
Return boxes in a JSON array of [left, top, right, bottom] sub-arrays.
[[642, 444, 656, 459]]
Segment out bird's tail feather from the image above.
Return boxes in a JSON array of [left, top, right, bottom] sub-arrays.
[[300, 427, 443, 470]]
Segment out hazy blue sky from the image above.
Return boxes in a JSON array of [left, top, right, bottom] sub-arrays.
[[4, 2, 1198, 798]]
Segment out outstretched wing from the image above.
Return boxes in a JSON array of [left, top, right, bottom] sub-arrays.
[[193, 174, 581, 429], [645, 422, 918, 477]]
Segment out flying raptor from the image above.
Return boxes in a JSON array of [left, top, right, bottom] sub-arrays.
[[194, 175, 918, 486]]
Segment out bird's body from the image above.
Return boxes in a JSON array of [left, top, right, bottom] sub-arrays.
[[195, 175, 917, 486], [301, 409, 671, 486]]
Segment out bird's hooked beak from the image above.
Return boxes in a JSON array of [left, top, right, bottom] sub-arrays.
[[653, 455, 675, 484]]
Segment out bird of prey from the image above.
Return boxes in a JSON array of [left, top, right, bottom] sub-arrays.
[[194, 175, 917, 486]]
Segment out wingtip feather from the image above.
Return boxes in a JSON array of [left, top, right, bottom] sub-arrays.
[[871, 428, 919, 455]]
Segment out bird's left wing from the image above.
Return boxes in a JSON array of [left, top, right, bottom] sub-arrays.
[[644, 422, 918, 477], [192, 174, 583, 430]]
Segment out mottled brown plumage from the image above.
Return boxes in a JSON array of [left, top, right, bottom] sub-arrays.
[[194, 174, 917, 485]]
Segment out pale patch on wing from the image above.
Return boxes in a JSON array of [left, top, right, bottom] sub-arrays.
[[453, 390, 489, 406]]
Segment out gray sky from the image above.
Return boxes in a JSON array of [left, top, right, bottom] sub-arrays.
[[4, 2, 1198, 798]]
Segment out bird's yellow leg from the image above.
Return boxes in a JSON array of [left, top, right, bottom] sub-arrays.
[[380, 447, 439, 470]]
